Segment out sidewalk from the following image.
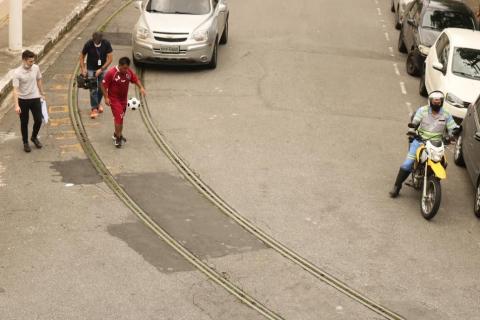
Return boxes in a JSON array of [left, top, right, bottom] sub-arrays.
[[0, 0, 36, 27], [0, 0, 97, 118]]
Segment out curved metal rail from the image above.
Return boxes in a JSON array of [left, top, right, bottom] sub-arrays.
[[137, 69, 406, 320], [68, 2, 284, 319]]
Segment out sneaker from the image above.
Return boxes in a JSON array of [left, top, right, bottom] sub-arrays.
[[90, 109, 98, 119], [31, 137, 42, 149], [23, 143, 31, 153], [112, 134, 126, 144], [98, 105, 104, 113], [114, 136, 122, 148]]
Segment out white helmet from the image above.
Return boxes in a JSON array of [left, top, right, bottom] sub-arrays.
[[127, 97, 140, 110], [428, 91, 444, 109]]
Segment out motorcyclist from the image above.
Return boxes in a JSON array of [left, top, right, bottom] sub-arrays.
[[389, 91, 459, 198]]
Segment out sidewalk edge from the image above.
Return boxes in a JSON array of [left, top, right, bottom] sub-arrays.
[[0, 0, 98, 116]]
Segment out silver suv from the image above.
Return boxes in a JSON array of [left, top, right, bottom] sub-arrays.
[[132, 0, 229, 69]]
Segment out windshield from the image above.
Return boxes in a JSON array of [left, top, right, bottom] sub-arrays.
[[146, 0, 211, 15], [452, 47, 480, 80], [422, 10, 475, 30]]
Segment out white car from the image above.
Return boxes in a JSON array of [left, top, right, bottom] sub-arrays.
[[391, 0, 414, 30], [132, 0, 229, 69], [421, 28, 480, 119]]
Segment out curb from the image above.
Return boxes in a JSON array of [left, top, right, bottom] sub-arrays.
[[0, 0, 98, 113]]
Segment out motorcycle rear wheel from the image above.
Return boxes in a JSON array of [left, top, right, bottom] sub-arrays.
[[421, 176, 442, 220]]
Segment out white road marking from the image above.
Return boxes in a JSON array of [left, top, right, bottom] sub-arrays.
[[384, 32, 390, 41], [377, 8, 382, 16], [393, 63, 400, 76], [0, 162, 6, 188], [382, 24, 387, 29], [400, 82, 407, 95], [388, 47, 394, 56], [405, 102, 414, 114], [374, 0, 379, 4]]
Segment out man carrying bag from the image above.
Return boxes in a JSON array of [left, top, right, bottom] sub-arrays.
[[79, 31, 113, 119]]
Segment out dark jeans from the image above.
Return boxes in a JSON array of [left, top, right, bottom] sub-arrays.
[[18, 98, 42, 144], [88, 70, 104, 110]]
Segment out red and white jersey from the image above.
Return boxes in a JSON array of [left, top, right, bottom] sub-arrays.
[[102, 66, 139, 102]]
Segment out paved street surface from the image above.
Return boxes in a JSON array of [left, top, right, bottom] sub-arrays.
[[143, 0, 480, 319], [1, 0, 480, 319]]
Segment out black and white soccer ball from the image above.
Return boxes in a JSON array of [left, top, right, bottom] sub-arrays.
[[127, 97, 140, 110]]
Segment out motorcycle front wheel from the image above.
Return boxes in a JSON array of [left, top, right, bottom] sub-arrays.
[[421, 176, 442, 220]]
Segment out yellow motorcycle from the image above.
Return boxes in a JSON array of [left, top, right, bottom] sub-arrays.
[[406, 123, 448, 220]]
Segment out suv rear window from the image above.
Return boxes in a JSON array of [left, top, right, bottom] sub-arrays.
[[422, 10, 475, 30]]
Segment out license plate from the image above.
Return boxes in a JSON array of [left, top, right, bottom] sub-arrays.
[[159, 45, 180, 54]]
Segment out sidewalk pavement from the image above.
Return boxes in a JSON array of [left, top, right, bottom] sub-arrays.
[[0, 0, 36, 27], [0, 0, 97, 119]]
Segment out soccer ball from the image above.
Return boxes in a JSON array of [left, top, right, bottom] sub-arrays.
[[128, 97, 140, 110]]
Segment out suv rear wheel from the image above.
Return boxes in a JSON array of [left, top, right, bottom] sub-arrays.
[[475, 180, 480, 218], [220, 18, 229, 45], [398, 33, 407, 53], [406, 52, 420, 76]]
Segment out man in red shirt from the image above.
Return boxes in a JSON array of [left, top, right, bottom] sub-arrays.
[[101, 57, 146, 148]]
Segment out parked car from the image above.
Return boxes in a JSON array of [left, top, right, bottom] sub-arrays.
[[391, 0, 415, 30], [453, 94, 480, 218], [132, 0, 229, 69], [398, 0, 476, 76], [421, 28, 480, 119]]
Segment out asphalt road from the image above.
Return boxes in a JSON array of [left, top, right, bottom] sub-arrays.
[[2, 0, 480, 319], [140, 0, 480, 319]]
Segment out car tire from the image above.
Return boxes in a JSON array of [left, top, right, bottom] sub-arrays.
[[391, 0, 395, 12], [133, 55, 144, 69], [207, 42, 218, 70], [398, 33, 407, 53], [395, 5, 401, 29], [475, 180, 480, 218], [406, 51, 420, 76], [419, 73, 428, 97], [220, 18, 228, 45], [454, 134, 465, 166]]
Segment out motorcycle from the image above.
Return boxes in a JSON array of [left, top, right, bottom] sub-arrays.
[[406, 123, 448, 220]]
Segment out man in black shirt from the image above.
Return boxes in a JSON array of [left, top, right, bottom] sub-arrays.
[[79, 32, 113, 119]]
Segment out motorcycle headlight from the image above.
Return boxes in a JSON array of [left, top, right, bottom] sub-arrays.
[[428, 147, 444, 163], [192, 29, 209, 42], [446, 93, 464, 108], [418, 44, 430, 56], [136, 26, 152, 40]]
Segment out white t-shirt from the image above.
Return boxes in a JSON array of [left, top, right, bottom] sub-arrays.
[[12, 64, 42, 99]]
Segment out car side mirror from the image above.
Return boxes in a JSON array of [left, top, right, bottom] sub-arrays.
[[475, 132, 480, 142], [219, 3, 227, 12], [134, 1, 142, 10], [407, 18, 416, 27], [408, 123, 416, 128], [433, 62, 444, 73]]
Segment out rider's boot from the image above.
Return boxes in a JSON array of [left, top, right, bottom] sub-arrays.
[[389, 168, 410, 198]]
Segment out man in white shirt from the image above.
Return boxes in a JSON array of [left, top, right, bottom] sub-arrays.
[[12, 50, 46, 153]]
